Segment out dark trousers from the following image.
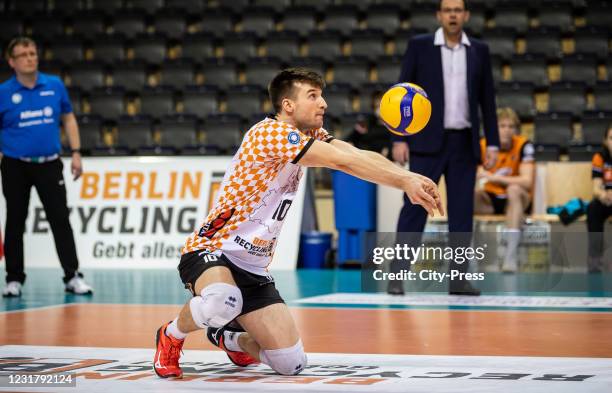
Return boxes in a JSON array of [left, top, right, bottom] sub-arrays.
[[586, 198, 612, 258], [1, 156, 80, 284], [394, 131, 478, 287]]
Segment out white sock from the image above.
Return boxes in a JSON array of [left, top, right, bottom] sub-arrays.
[[504, 229, 521, 265], [166, 318, 187, 340], [223, 330, 243, 352]]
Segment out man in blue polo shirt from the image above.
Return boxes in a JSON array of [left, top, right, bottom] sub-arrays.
[[0, 37, 93, 297]]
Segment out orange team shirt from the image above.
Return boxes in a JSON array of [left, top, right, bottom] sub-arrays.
[[182, 117, 334, 276], [479, 135, 534, 197], [591, 151, 612, 190]]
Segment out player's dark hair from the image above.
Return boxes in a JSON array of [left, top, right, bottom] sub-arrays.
[[5, 36, 36, 60], [602, 124, 612, 160], [269, 67, 326, 114], [438, 0, 469, 10]]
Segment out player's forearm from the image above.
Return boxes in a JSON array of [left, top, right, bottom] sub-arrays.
[[494, 175, 532, 190], [334, 150, 409, 190], [63, 114, 81, 150], [358, 149, 407, 178]]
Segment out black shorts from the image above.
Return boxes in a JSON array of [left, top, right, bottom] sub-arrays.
[[178, 250, 284, 316]]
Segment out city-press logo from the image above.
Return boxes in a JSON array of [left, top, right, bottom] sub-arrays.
[[11, 93, 22, 104], [288, 131, 300, 145]]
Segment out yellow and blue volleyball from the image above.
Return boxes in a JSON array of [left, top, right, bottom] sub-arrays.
[[379, 83, 432, 136]]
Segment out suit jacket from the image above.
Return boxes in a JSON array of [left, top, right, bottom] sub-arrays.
[[393, 33, 500, 161]]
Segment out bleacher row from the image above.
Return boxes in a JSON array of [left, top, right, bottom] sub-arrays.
[[0, 0, 611, 158]]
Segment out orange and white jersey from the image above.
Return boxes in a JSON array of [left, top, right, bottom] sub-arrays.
[[182, 117, 333, 275]]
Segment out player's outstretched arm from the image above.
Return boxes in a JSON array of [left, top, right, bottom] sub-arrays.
[[299, 140, 444, 216]]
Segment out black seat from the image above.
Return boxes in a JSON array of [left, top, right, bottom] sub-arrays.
[[67, 87, 82, 115], [465, 6, 486, 36], [68, 62, 106, 92], [282, 6, 317, 35], [538, 3, 573, 32], [126, 0, 164, 14], [88, 87, 126, 119], [548, 82, 587, 116], [51, 0, 83, 13], [203, 114, 243, 154], [181, 85, 219, 117], [573, 27, 610, 59], [409, 7, 439, 33], [111, 62, 147, 92], [581, 111, 612, 145], [323, 83, 353, 114], [510, 55, 549, 87], [46, 39, 84, 63], [288, 57, 326, 77], [71, 12, 106, 38], [132, 34, 167, 64], [77, 114, 104, 151], [323, 5, 359, 36], [307, 31, 343, 61], [265, 30, 300, 59], [0, 16, 23, 40], [241, 6, 276, 37], [293, 0, 332, 12], [158, 114, 200, 152], [112, 12, 146, 38], [585, 4, 612, 29], [181, 34, 215, 61], [225, 85, 263, 119], [222, 33, 258, 63], [483, 28, 516, 60], [332, 56, 370, 89], [90, 0, 123, 12], [533, 144, 560, 161], [200, 8, 234, 38], [116, 115, 154, 150], [335, 0, 372, 11], [152, 11, 187, 40], [494, 7, 529, 34], [496, 82, 536, 118], [139, 87, 176, 117], [253, 0, 291, 12], [491, 55, 503, 85], [91, 35, 125, 63], [165, 0, 205, 14], [594, 82, 612, 112], [30, 14, 66, 37], [244, 57, 283, 89], [366, 4, 401, 35], [525, 27, 562, 59], [560, 54, 598, 86], [350, 29, 386, 60], [202, 58, 238, 90], [158, 60, 195, 89], [376, 56, 402, 85], [395, 29, 427, 56], [533, 112, 573, 146], [39, 60, 64, 79], [10, 0, 46, 14], [567, 145, 598, 162]]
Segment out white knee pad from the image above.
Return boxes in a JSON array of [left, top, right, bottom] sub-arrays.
[[189, 283, 242, 329], [259, 340, 307, 376]]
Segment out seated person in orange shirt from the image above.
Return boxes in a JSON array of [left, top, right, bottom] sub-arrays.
[[474, 107, 535, 272]]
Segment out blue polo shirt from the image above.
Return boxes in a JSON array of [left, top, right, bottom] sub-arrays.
[[0, 72, 73, 158]]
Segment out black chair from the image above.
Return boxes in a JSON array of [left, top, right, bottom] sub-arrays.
[[548, 82, 586, 116], [70, 12, 106, 38], [594, 83, 612, 112], [288, 56, 326, 77], [77, 114, 104, 151], [376, 56, 402, 85], [335, 0, 372, 11], [111, 62, 147, 92], [241, 6, 276, 37], [395, 29, 427, 56], [282, 6, 317, 35], [293, 0, 332, 12], [201, 58, 238, 90], [332, 56, 371, 89], [568, 145, 598, 162], [509, 54, 549, 87], [307, 31, 343, 61], [465, 6, 486, 36], [90, 0, 123, 12], [533, 144, 560, 161], [222, 33, 258, 63], [88, 87, 126, 119], [525, 27, 562, 59], [574, 27, 610, 59], [350, 29, 386, 60], [139, 87, 176, 117], [253, 0, 291, 12], [265, 30, 300, 59], [91, 35, 125, 63], [165, 0, 205, 14], [0, 16, 23, 40], [494, 7, 529, 34], [46, 39, 84, 63], [159, 60, 195, 89], [152, 11, 187, 40], [68, 62, 106, 92], [225, 85, 263, 119], [181, 85, 218, 117], [158, 114, 200, 152], [538, 3, 574, 32], [322, 5, 359, 36], [51, 0, 83, 13], [132, 34, 168, 64], [112, 12, 146, 38], [200, 8, 234, 38], [244, 57, 283, 89], [533, 112, 573, 146], [30, 15, 66, 37], [585, 4, 612, 28], [409, 7, 439, 33], [68, 87, 82, 115], [581, 111, 612, 145], [366, 4, 401, 34], [323, 83, 353, 114], [126, 0, 164, 14], [203, 114, 243, 154], [116, 115, 154, 151], [483, 27, 516, 60], [496, 82, 536, 118], [560, 54, 598, 86], [10, 0, 46, 14], [181, 34, 215, 61]]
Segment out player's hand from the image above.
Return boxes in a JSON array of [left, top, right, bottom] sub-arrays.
[[71, 152, 82, 180], [404, 173, 444, 217], [392, 142, 409, 165], [483, 147, 498, 170]]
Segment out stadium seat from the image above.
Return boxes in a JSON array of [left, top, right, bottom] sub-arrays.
[[0, 16, 22, 40], [126, 0, 164, 14], [77, 114, 104, 151], [30, 15, 66, 37], [525, 27, 562, 59], [395, 29, 427, 56], [112, 12, 146, 38], [68, 62, 106, 92], [139, 87, 176, 117], [39, 60, 64, 79], [593, 82, 612, 112], [202, 114, 243, 154], [253, 0, 292, 12], [538, 3, 574, 32], [165, 0, 205, 13], [0, 64, 13, 83], [496, 82, 536, 118], [46, 39, 84, 63], [180, 34, 215, 61], [116, 115, 154, 151], [335, 0, 373, 11], [111, 62, 147, 92], [465, 7, 486, 36], [282, 6, 317, 35], [509, 54, 549, 86], [581, 111, 612, 145], [51, 0, 82, 13], [376, 56, 402, 85], [322, 5, 359, 36], [200, 7, 234, 38], [323, 83, 353, 114], [240, 6, 276, 37], [332, 56, 371, 88], [70, 12, 106, 38], [567, 145, 598, 162], [158, 60, 195, 89], [244, 57, 283, 89], [585, 4, 612, 28], [10, 0, 45, 14], [90, 0, 123, 13], [222, 0, 250, 13], [547, 82, 587, 116], [181, 85, 219, 117], [483, 28, 516, 60], [491, 55, 503, 85], [350, 29, 386, 60], [494, 7, 529, 34], [533, 144, 560, 161], [152, 11, 187, 40], [307, 31, 343, 61], [560, 54, 598, 86], [293, 0, 332, 12], [225, 85, 263, 119], [533, 112, 573, 146], [409, 7, 439, 33], [91, 35, 126, 63], [131, 34, 168, 64], [365, 4, 401, 35], [265, 30, 300, 59], [67, 87, 82, 115], [88, 87, 126, 119], [158, 114, 200, 152], [573, 27, 610, 59], [222, 33, 258, 63], [201, 58, 238, 90], [288, 57, 326, 77]]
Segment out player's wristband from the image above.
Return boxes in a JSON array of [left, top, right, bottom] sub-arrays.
[[71, 148, 81, 154]]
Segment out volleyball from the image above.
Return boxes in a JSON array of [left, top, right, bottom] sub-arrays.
[[379, 82, 432, 136]]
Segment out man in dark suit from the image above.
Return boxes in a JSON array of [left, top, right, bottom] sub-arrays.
[[389, 0, 499, 295]]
